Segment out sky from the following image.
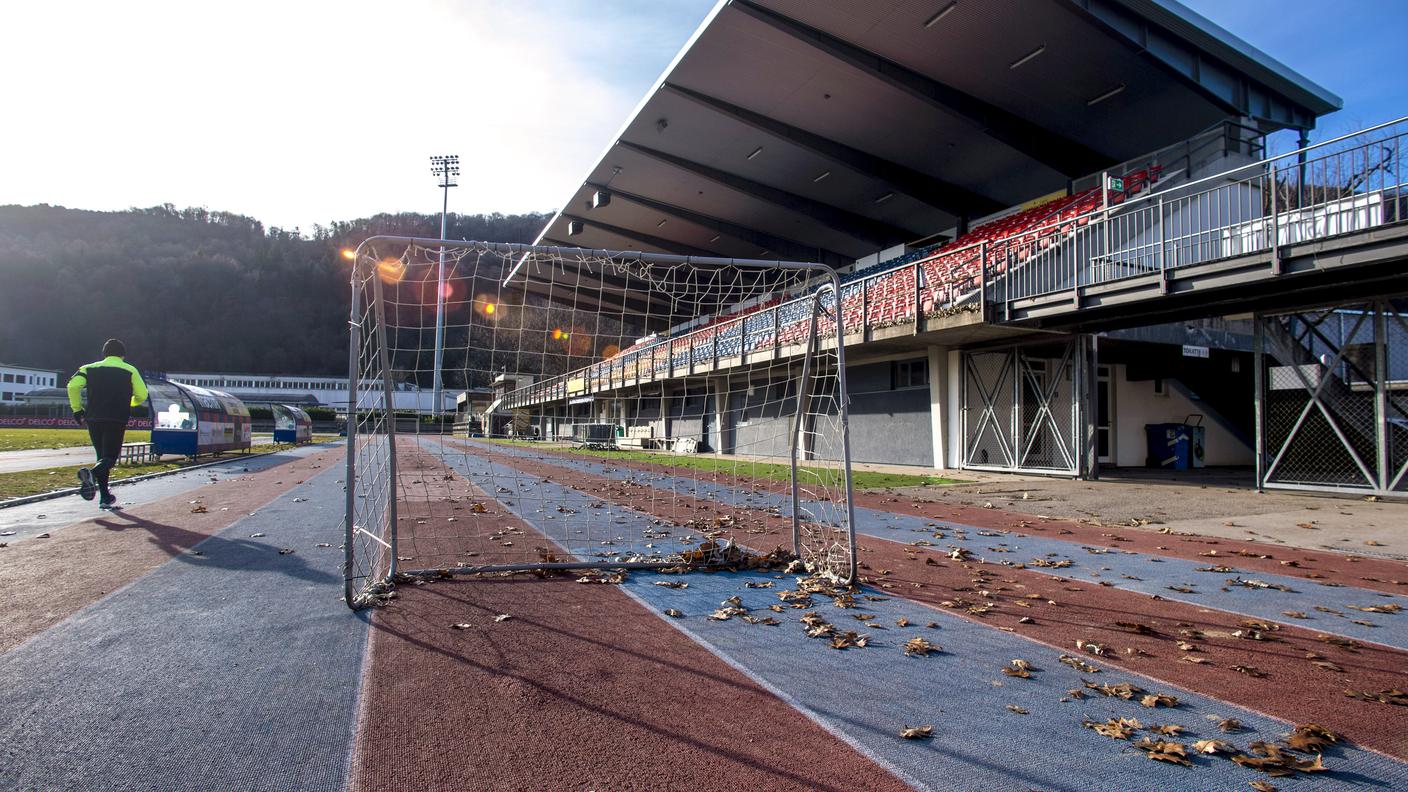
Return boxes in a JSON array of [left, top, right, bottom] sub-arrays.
[[1, 0, 1404, 234]]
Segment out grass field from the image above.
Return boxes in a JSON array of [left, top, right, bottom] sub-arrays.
[[0, 460, 187, 500], [479, 438, 958, 489], [0, 428, 153, 452], [0, 436, 342, 500]]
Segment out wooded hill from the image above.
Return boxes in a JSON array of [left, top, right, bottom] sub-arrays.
[[0, 204, 552, 385]]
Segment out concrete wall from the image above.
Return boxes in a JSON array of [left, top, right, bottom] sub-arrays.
[[838, 359, 933, 466], [1111, 363, 1253, 467], [729, 379, 797, 459]]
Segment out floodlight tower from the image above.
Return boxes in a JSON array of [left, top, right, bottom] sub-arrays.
[[429, 154, 459, 419]]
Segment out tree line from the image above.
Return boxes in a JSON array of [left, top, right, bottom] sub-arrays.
[[0, 204, 557, 387]]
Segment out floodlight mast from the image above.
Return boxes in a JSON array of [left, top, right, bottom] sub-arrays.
[[429, 154, 459, 419]]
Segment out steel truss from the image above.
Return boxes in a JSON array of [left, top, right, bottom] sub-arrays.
[[1255, 298, 1408, 496]]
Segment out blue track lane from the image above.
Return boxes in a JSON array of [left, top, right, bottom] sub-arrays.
[[457, 442, 1408, 650], [620, 569, 1408, 792], [0, 464, 366, 792]]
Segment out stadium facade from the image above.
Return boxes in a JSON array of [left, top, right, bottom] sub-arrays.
[[496, 0, 1404, 496]]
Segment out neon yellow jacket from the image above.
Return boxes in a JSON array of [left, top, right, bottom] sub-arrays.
[[67, 355, 149, 423]]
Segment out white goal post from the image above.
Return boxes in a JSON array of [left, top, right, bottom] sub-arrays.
[[343, 237, 856, 608]]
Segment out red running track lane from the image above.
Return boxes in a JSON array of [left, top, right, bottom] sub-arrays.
[[501, 445, 1408, 596], [458, 442, 1408, 760], [349, 446, 912, 792], [0, 448, 345, 655]]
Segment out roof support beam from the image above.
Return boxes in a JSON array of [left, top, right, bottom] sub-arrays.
[[730, 0, 1115, 177], [663, 82, 1003, 217], [557, 217, 718, 259], [523, 235, 671, 316], [615, 140, 916, 248], [582, 182, 851, 267]]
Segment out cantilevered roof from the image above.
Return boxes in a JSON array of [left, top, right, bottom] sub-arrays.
[[529, 0, 1340, 282]]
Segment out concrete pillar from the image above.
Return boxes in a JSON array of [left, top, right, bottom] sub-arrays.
[[946, 349, 963, 469], [710, 375, 729, 454], [927, 346, 948, 469]]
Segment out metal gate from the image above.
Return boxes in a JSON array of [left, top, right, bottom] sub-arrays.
[[1256, 299, 1408, 496], [961, 336, 1093, 476]]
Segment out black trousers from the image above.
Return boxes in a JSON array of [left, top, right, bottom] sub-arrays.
[[87, 420, 127, 495]]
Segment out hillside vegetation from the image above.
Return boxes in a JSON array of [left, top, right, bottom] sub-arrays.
[[0, 204, 550, 384]]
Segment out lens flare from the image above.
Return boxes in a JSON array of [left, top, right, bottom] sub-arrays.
[[375, 257, 405, 283], [485, 302, 496, 315], [340, 249, 356, 261]]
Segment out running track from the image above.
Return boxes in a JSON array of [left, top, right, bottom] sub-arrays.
[[1, 439, 1404, 791]]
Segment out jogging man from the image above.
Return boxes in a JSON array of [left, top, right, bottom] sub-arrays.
[[67, 339, 149, 508]]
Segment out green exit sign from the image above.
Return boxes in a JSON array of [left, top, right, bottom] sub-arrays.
[[1108, 177, 1125, 192]]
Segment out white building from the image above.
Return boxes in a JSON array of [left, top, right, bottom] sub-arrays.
[[0, 363, 60, 405], [164, 371, 454, 414]]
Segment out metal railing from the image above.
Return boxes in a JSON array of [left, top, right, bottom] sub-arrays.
[[503, 117, 1407, 410], [990, 116, 1408, 311]]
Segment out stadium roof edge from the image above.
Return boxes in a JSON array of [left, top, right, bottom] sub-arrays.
[[512, 0, 732, 284], [523, 0, 1344, 281], [1095, 0, 1343, 117]]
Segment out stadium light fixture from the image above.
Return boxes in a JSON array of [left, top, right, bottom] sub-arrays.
[[923, 2, 958, 28], [874, 192, 895, 204], [1087, 83, 1126, 106], [567, 220, 584, 236], [709, 234, 722, 243], [747, 146, 764, 160], [1009, 44, 1045, 70], [813, 170, 831, 183], [428, 154, 459, 417], [656, 219, 667, 228], [592, 190, 611, 209]]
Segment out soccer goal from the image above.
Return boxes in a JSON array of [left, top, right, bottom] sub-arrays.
[[343, 238, 856, 608]]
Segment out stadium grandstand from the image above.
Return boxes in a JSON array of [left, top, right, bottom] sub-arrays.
[[490, 0, 1405, 498]]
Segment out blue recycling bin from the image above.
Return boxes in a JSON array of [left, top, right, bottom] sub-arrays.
[[1145, 416, 1205, 470]]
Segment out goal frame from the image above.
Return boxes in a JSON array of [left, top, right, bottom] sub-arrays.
[[342, 236, 857, 608]]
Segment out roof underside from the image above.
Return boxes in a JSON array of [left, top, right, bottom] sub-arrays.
[[526, 0, 1340, 316]]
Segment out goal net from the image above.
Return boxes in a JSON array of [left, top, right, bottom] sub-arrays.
[[343, 238, 856, 608]]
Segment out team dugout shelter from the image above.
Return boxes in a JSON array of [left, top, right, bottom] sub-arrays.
[[149, 380, 253, 458], [272, 404, 313, 445], [500, 0, 1405, 497]]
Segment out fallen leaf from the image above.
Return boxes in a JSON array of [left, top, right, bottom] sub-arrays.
[[904, 637, 939, 657], [1002, 659, 1034, 678], [1141, 693, 1179, 708], [1285, 723, 1338, 753], [663, 609, 684, 618], [1344, 688, 1407, 706], [1193, 739, 1236, 754], [494, 614, 512, 622], [1058, 654, 1100, 673], [899, 725, 933, 739], [1005, 705, 1028, 715], [1135, 737, 1191, 765]]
